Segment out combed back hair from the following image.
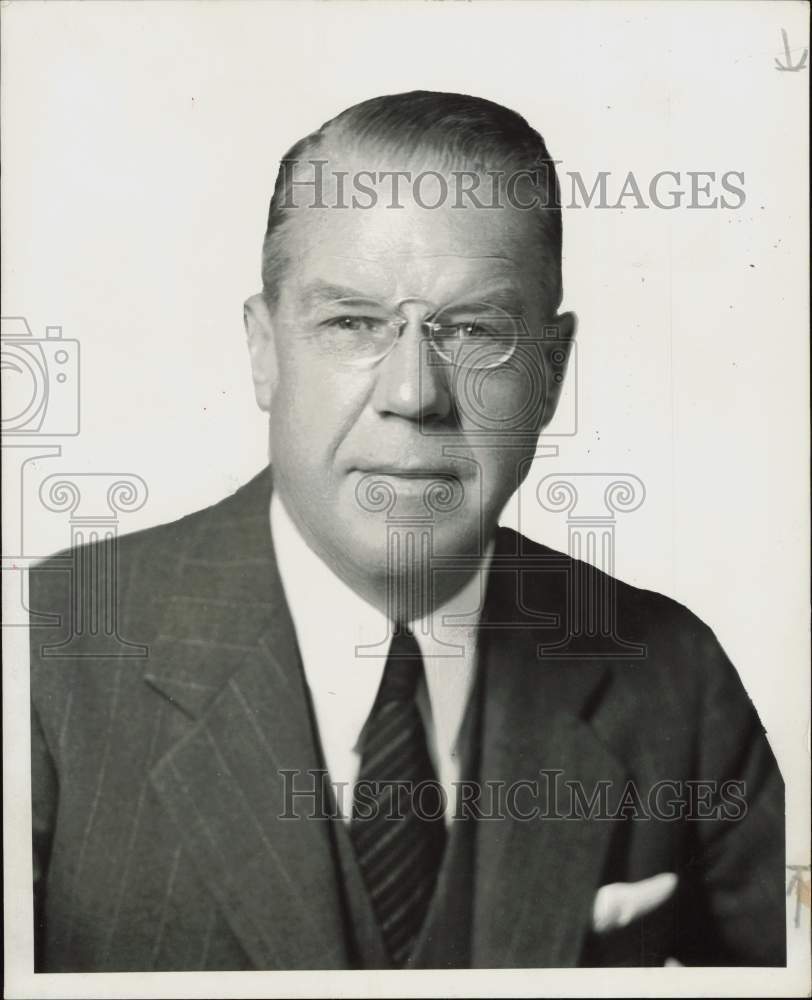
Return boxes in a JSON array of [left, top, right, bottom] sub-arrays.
[[261, 90, 563, 312]]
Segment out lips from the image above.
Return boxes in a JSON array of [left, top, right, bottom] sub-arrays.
[[352, 466, 468, 515], [354, 465, 463, 478]]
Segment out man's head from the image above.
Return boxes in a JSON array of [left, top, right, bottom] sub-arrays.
[[244, 91, 575, 611]]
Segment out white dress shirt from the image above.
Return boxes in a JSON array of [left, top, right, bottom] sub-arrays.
[[270, 493, 493, 823]]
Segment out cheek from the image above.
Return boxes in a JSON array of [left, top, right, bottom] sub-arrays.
[[466, 446, 532, 510], [453, 358, 546, 434], [450, 362, 542, 511], [270, 354, 371, 469]]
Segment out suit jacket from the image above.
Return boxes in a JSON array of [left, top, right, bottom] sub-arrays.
[[29, 467, 786, 971]]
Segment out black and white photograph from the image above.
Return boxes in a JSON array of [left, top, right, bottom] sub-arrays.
[[2, 2, 809, 997]]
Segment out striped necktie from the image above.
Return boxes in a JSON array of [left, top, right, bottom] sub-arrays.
[[350, 628, 447, 966]]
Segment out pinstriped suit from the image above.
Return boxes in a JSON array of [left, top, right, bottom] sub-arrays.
[[30, 467, 785, 970]]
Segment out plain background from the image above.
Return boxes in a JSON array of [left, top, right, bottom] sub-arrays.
[[2, 2, 809, 997]]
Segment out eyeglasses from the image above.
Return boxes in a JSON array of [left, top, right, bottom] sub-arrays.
[[304, 297, 528, 370]]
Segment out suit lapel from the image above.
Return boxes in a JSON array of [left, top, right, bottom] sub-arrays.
[[472, 530, 628, 968], [144, 470, 349, 969], [140, 475, 626, 970]]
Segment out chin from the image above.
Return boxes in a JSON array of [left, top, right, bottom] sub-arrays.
[[338, 505, 486, 572]]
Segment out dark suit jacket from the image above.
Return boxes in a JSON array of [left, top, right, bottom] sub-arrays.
[[29, 467, 786, 971]]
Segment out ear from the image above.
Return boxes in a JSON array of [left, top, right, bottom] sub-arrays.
[[244, 293, 278, 413], [539, 310, 577, 430]]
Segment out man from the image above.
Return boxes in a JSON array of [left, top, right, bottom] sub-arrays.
[[29, 91, 785, 971]]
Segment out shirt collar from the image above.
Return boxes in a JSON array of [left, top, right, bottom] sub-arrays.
[[270, 491, 493, 771]]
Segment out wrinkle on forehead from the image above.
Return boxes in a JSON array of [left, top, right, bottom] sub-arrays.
[[286, 251, 530, 308], [289, 250, 525, 275], [288, 177, 539, 250], [318, 253, 519, 263]]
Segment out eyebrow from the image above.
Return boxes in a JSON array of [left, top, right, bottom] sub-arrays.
[[299, 282, 382, 309], [460, 286, 527, 313], [298, 280, 527, 314]]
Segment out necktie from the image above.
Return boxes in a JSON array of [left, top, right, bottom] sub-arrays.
[[350, 628, 447, 966]]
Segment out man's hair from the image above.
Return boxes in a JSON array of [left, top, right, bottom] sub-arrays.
[[261, 90, 563, 311]]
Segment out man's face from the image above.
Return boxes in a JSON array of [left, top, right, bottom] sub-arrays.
[[246, 155, 574, 600]]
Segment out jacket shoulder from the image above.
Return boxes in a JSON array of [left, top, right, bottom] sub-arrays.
[[28, 468, 272, 710], [499, 525, 706, 631], [34, 468, 269, 571], [30, 467, 272, 600], [501, 527, 778, 776], [498, 525, 743, 695]]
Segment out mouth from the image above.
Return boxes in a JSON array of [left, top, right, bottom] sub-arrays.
[[350, 466, 468, 512], [353, 466, 464, 480]]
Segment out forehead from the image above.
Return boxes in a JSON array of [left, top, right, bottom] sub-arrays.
[[279, 150, 546, 307], [287, 254, 529, 310]]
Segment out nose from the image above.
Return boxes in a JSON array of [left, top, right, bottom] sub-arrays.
[[370, 310, 452, 423]]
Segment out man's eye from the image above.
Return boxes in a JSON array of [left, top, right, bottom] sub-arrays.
[[462, 321, 496, 339], [444, 320, 499, 340], [326, 316, 383, 334]]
